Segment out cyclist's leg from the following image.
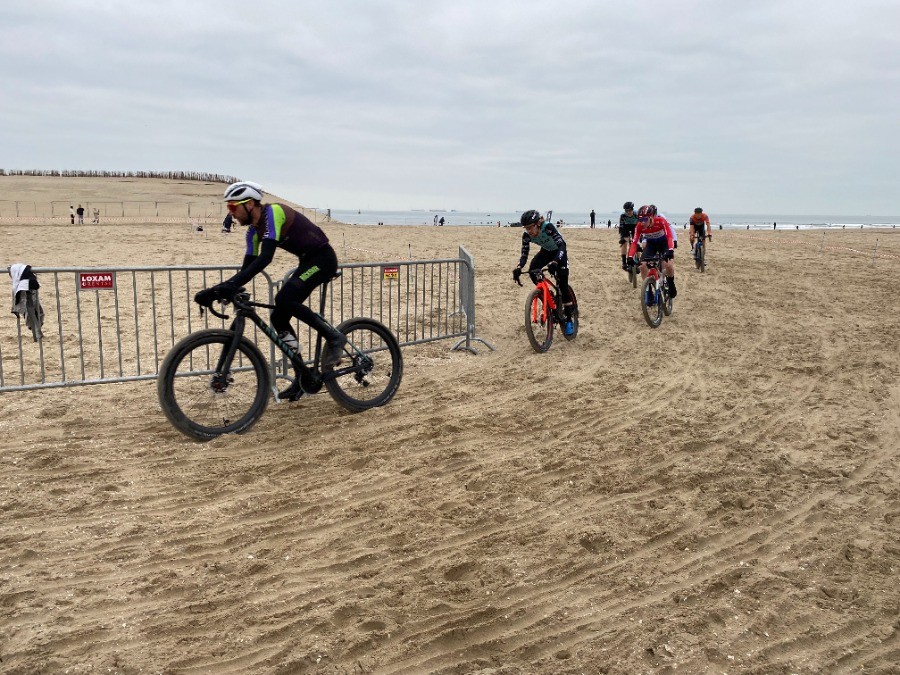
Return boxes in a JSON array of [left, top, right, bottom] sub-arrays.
[[638, 242, 658, 279], [662, 251, 677, 297], [555, 253, 572, 317], [528, 249, 554, 284], [273, 246, 345, 366]]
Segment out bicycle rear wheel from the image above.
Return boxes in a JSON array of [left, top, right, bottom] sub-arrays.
[[641, 277, 664, 328], [662, 279, 674, 317], [157, 329, 270, 441], [324, 318, 403, 413], [562, 284, 579, 341], [525, 288, 554, 352]]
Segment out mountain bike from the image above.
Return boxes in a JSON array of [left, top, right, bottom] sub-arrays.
[[516, 267, 579, 352], [157, 276, 403, 441], [640, 255, 674, 328], [692, 233, 709, 272]]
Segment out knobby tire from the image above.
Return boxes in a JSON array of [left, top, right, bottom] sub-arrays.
[[562, 284, 579, 342], [662, 277, 674, 316], [641, 276, 664, 328], [324, 318, 403, 413], [157, 329, 270, 441], [525, 287, 554, 352]]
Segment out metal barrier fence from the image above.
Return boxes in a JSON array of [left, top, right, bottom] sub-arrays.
[[0, 247, 491, 393], [0, 201, 332, 226]]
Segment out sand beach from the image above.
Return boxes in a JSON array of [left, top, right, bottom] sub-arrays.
[[0, 176, 898, 674]]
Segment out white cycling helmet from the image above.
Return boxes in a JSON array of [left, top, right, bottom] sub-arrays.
[[223, 181, 264, 202]]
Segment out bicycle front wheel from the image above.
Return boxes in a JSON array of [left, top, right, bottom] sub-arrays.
[[525, 288, 554, 352], [324, 318, 403, 413], [695, 243, 705, 272], [157, 329, 270, 441], [641, 277, 664, 328]]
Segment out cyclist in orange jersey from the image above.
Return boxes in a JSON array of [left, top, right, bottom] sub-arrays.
[[689, 207, 711, 248]]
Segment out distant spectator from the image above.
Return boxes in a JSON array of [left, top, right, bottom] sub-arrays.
[[439, 216, 445, 226], [773, 222, 777, 229], [607, 219, 612, 228], [76, 204, 85, 224], [590, 209, 596, 228], [222, 213, 233, 232], [92, 208, 100, 223], [69, 205, 75, 224]]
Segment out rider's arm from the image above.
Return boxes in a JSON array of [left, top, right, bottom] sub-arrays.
[[517, 231, 530, 269], [227, 238, 277, 287], [627, 223, 643, 257]]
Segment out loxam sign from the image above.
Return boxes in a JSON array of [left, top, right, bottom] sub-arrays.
[[78, 272, 116, 291]]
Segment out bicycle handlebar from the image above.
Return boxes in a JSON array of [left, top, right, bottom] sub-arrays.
[[514, 266, 556, 287], [196, 288, 253, 320]]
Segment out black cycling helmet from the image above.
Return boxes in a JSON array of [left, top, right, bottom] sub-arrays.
[[623, 201, 634, 211], [694, 207, 703, 214], [520, 209, 542, 227], [647, 204, 658, 216]]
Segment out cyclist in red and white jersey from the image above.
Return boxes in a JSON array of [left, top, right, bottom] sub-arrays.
[[627, 204, 677, 298]]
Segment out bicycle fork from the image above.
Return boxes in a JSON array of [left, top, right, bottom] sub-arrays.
[[533, 285, 558, 324], [216, 315, 247, 376]]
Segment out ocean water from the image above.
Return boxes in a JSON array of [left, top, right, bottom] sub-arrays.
[[330, 209, 900, 230]]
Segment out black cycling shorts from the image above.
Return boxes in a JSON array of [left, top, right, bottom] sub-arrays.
[[619, 225, 636, 245], [640, 238, 669, 262]]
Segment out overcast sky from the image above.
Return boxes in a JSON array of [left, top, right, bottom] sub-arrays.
[[3, 0, 898, 215]]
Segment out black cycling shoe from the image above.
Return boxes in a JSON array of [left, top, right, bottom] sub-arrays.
[[278, 378, 305, 402], [668, 281, 678, 298]]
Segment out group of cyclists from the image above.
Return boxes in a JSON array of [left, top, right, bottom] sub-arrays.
[[196, 181, 715, 383], [513, 201, 714, 314]]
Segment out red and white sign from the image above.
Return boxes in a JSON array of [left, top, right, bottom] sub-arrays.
[[78, 272, 115, 290]]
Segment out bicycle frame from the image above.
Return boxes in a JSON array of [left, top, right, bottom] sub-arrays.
[[531, 276, 559, 324], [209, 296, 359, 394]]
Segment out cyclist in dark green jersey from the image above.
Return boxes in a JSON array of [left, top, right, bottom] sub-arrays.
[[619, 201, 639, 270]]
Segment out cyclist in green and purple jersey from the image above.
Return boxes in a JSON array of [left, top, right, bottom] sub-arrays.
[[194, 181, 347, 380]]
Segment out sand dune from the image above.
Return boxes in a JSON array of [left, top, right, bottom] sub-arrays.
[[1, 176, 898, 674]]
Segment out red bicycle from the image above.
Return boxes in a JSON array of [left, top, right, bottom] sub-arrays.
[[639, 254, 674, 328], [516, 268, 579, 352]]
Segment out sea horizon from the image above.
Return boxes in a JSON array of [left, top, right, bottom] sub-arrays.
[[325, 209, 900, 230]]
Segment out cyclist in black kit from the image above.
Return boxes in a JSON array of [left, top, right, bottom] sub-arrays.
[[194, 181, 347, 399], [512, 209, 575, 336], [619, 201, 639, 270]]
